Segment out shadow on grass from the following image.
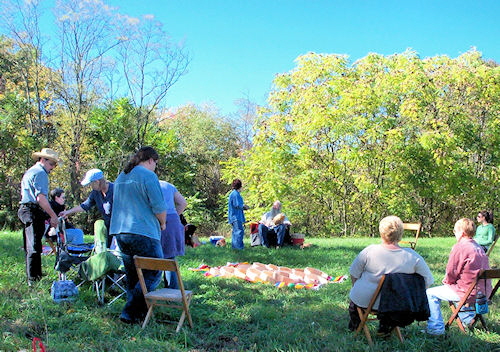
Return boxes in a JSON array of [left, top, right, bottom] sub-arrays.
[[1, 232, 499, 351]]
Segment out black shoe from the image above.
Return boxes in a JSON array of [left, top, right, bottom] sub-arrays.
[[120, 316, 140, 325], [27, 276, 41, 286], [466, 318, 476, 331], [377, 324, 393, 338], [348, 321, 359, 332]]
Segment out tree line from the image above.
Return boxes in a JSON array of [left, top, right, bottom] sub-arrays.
[[1, 1, 498, 237], [223, 51, 500, 237], [0, 0, 247, 233]]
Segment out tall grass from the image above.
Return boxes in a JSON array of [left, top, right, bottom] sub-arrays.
[[0, 230, 499, 351]]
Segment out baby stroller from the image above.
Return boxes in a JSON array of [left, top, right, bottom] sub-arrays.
[[52, 217, 93, 302], [54, 218, 93, 279]]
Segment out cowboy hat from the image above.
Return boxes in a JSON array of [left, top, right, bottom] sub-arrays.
[[32, 148, 62, 164]]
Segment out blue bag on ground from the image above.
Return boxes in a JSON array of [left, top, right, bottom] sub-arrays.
[[51, 280, 79, 303]]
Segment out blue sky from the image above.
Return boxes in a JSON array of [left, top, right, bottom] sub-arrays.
[[58, 1, 500, 115]]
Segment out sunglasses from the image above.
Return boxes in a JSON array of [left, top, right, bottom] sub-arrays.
[[44, 158, 57, 167]]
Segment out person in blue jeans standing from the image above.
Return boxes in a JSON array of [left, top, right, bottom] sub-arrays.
[[228, 179, 248, 250], [110, 147, 166, 325]]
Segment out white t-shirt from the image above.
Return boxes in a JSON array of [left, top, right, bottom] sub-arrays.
[[349, 244, 434, 309]]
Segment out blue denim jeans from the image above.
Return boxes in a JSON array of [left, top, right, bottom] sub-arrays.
[[426, 285, 475, 335], [231, 220, 245, 249], [258, 223, 287, 247], [115, 234, 163, 321]]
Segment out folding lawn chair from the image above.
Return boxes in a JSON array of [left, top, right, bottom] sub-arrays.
[[355, 275, 404, 346], [134, 256, 193, 332], [399, 222, 422, 250], [446, 268, 500, 333], [249, 222, 261, 246], [486, 234, 498, 256], [78, 220, 126, 305]]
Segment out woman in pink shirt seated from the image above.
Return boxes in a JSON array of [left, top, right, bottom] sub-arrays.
[[425, 218, 492, 335]]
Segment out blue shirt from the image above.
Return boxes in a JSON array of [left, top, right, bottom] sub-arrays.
[[20, 162, 49, 204], [159, 181, 178, 215], [80, 182, 114, 229], [228, 189, 245, 224], [110, 166, 166, 240]]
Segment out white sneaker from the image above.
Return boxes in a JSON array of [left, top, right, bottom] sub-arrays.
[[422, 329, 445, 336]]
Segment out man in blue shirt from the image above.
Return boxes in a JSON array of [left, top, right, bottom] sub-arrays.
[[110, 147, 166, 324], [18, 148, 61, 286], [61, 168, 114, 247], [228, 179, 248, 249]]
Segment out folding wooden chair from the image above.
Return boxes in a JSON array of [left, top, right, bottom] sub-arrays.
[[134, 256, 193, 332], [446, 268, 500, 333], [486, 235, 498, 256], [399, 222, 422, 250], [355, 275, 404, 346]]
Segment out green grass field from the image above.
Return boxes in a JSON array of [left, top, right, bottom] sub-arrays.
[[0, 231, 499, 352]]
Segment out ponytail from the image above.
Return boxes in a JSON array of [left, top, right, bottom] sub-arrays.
[[124, 146, 159, 174]]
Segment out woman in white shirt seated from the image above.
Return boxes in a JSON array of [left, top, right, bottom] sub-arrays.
[[348, 215, 434, 332]]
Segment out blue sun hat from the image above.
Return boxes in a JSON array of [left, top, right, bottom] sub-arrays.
[[81, 169, 104, 186]]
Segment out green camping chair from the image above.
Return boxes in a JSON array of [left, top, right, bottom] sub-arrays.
[[79, 220, 126, 305]]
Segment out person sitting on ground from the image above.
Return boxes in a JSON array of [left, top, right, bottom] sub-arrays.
[[348, 215, 434, 334], [46, 188, 84, 248], [258, 201, 292, 248], [474, 210, 496, 253], [425, 218, 492, 336], [60, 169, 114, 248]]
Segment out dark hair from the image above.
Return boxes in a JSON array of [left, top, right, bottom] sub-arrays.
[[479, 210, 493, 224], [124, 146, 159, 174], [232, 179, 242, 190], [50, 188, 64, 201]]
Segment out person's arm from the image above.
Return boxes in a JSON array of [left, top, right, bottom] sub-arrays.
[[156, 211, 167, 230], [173, 191, 187, 215], [349, 247, 367, 286], [37, 194, 58, 227], [486, 225, 496, 246], [60, 205, 85, 218], [414, 256, 435, 288], [442, 245, 459, 285], [229, 192, 244, 210], [284, 214, 292, 226], [146, 176, 167, 231], [260, 213, 269, 226]]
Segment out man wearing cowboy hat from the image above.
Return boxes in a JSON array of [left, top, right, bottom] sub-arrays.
[[18, 148, 61, 285]]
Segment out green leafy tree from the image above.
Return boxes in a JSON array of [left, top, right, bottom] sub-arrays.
[[161, 104, 241, 232], [0, 35, 56, 228], [223, 50, 500, 237]]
